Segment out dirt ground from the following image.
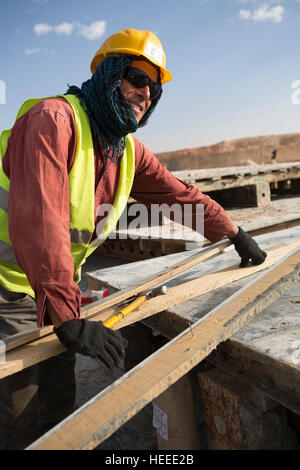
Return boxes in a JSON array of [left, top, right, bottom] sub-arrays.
[[156, 133, 300, 170]]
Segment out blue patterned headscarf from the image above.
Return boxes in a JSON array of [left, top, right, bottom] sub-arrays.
[[66, 55, 162, 165]]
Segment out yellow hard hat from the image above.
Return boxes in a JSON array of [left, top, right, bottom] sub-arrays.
[[90, 28, 172, 84]]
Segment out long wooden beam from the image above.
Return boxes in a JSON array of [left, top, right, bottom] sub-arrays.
[[27, 244, 300, 450], [1, 241, 299, 380]]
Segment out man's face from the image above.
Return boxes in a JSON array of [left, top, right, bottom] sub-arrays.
[[120, 60, 159, 123]]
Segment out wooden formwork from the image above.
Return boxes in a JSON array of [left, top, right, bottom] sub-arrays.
[[24, 234, 300, 449], [173, 161, 300, 207]]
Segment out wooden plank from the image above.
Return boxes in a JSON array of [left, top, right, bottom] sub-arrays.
[[28, 245, 300, 450], [2, 326, 53, 352], [1, 241, 299, 380], [173, 162, 300, 183], [193, 171, 300, 192], [244, 217, 300, 238], [87, 225, 300, 294], [172, 162, 300, 193], [113, 241, 300, 326]]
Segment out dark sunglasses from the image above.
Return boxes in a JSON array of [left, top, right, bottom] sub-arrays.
[[123, 67, 162, 100]]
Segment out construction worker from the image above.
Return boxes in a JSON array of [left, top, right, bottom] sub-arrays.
[[0, 29, 266, 449]]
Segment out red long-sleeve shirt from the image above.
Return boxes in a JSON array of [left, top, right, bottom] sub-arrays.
[[2, 97, 236, 327]]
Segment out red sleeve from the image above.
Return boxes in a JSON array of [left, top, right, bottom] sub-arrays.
[[131, 137, 236, 243], [3, 98, 81, 327]]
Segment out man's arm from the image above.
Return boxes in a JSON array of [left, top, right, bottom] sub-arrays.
[[3, 99, 81, 327], [131, 138, 238, 241], [131, 138, 266, 266]]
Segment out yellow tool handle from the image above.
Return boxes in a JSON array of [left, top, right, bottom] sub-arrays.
[[103, 295, 147, 328]]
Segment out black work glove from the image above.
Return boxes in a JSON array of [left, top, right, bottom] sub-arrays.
[[230, 227, 267, 268], [55, 319, 128, 371]]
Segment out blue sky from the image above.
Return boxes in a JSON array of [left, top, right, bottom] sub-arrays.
[[0, 0, 300, 153]]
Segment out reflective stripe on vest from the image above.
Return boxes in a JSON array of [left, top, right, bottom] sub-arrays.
[[0, 186, 8, 212], [0, 95, 135, 296]]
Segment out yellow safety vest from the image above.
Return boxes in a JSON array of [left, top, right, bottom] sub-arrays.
[[0, 95, 135, 296]]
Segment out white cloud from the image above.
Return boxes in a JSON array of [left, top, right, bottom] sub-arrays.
[[34, 23, 53, 35], [25, 48, 40, 55], [235, 0, 282, 3], [239, 3, 284, 23], [25, 47, 45, 55], [54, 22, 74, 35], [234, 0, 259, 4], [25, 47, 55, 56], [33, 20, 106, 40], [239, 9, 252, 19], [253, 3, 284, 22], [77, 21, 106, 40]]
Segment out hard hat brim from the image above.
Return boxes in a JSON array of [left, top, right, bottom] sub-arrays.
[[91, 48, 172, 84]]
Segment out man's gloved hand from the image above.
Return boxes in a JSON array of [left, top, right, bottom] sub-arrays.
[[230, 226, 267, 268], [55, 319, 128, 371]]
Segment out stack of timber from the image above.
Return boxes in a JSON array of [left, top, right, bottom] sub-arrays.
[[173, 161, 300, 207]]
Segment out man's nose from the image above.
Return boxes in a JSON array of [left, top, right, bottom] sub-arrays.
[[137, 84, 151, 101]]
